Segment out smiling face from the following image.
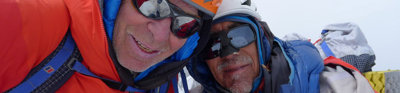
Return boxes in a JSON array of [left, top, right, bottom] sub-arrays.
[[113, 0, 198, 72], [205, 21, 260, 93]]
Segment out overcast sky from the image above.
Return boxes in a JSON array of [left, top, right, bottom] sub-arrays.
[[254, 0, 400, 71]]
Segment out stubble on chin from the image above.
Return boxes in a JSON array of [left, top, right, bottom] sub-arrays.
[[227, 74, 253, 93], [217, 55, 254, 93]]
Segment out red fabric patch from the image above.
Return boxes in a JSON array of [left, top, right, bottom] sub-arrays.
[[324, 56, 361, 73]]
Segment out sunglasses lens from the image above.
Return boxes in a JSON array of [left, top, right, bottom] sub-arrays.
[[227, 25, 255, 48], [203, 37, 221, 60], [202, 25, 256, 60], [172, 16, 200, 38], [135, 0, 171, 18], [134, 0, 201, 38]]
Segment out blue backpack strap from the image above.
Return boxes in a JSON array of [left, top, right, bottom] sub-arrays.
[[320, 41, 336, 57], [172, 76, 179, 93], [158, 82, 169, 93], [7, 32, 147, 93], [320, 30, 336, 57], [125, 85, 147, 92], [72, 61, 147, 92], [152, 72, 187, 93], [8, 32, 79, 93], [180, 70, 189, 93]]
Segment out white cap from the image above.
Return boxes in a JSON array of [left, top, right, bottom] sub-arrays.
[[213, 0, 261, 20]]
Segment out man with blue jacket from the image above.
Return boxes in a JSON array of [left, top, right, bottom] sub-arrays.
[[187, 0, 325, 92]]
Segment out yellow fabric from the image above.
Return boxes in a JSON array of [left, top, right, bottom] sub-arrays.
[[364, 70, 400, 93]]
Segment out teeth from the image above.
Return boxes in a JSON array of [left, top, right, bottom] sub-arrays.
[[135, 39, 154, 52]]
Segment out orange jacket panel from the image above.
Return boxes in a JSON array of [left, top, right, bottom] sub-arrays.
[[0, 0, 122, 92]]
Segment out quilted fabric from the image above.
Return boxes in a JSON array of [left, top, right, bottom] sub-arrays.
[[364, 70, 400, 93], [384, 71, 400, 93]]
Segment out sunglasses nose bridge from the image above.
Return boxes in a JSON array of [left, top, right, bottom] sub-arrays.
[[219, 46, 239, 58], [209, 25, 256, 59], [218, 31, 240, 58]]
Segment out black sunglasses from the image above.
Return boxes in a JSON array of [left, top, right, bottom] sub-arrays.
[[132, 0, 202, 38], [202, 24, 256, 60]]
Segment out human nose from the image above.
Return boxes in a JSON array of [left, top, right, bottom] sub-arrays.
[[147, 18, 172, 43], [221, 52, 239, 60]]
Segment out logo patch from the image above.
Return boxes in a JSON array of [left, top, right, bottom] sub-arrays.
[[44, 66, 55, 73]]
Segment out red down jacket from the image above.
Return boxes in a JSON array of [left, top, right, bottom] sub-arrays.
[[0, 0, 124, 92]]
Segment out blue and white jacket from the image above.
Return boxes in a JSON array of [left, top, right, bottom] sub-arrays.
[[187, 15, 324, 93]]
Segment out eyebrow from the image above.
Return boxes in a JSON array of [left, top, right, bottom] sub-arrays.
[[211, 22, 244, 34], [227, 22, 244, 30]]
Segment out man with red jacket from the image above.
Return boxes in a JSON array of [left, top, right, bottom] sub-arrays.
[[0, 0, 214, 92]]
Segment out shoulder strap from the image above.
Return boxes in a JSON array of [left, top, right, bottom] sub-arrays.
[[320, 30, 336, 57], [180, 70, 189, 93], [7, 32, 79, 93], [6, 32, 168, 92], [323, 56, 361, 73], [320, 41, 336, 57], [71, 61, 147, 92]]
